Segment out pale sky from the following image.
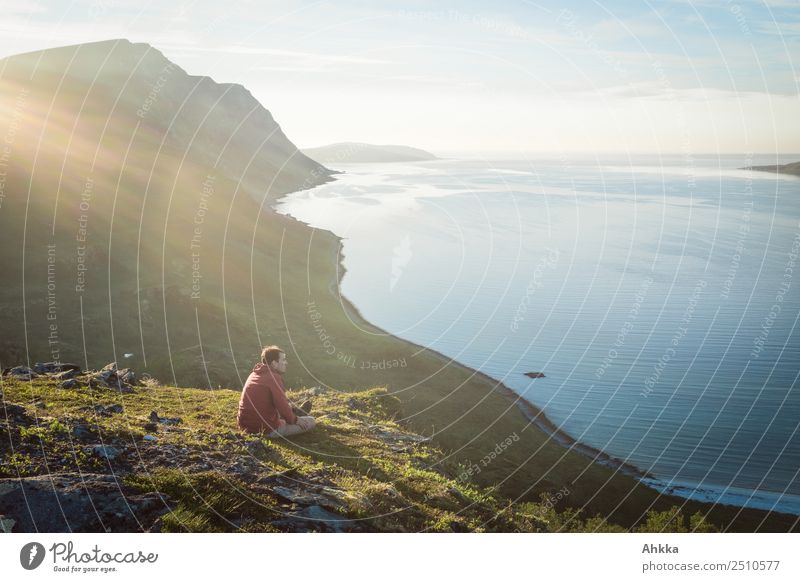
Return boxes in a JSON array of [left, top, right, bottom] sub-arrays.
[[1, 0, 798, 154]]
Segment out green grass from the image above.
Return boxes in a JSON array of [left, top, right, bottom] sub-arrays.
[[0, 375, 729, 532]]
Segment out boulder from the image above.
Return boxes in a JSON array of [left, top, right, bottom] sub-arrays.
[[93, 404, 124, 415], [273, 486, 343, 509], [0, 515, 16, 533], [118, 368, 136, 385], [3, 404, 29, 421], [0, 473, 169, 532], [4, 366, 37, 380], [33, 362, 81, 375], [54, 369, 79, 380], [148, 411, 181, 425], [71, 425, 93, 440], [88, 445, 122, 460]]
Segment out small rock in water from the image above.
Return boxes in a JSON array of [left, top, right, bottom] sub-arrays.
[[524, 371, 545, 379]]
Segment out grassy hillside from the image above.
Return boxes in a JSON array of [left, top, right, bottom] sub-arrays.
[[0, 40, 796, 532], [1, 373, 722, 533]]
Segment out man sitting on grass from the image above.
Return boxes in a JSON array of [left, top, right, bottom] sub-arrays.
[[237, 345, 316, 437]]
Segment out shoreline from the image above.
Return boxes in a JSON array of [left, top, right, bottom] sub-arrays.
[[276, 194, 657, 482], [273, 178, 800, 523], [326, 233, 656, 482]]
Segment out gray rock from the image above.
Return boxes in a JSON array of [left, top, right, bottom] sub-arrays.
[[88, 445, 122, 460], [33, 362, 81, 375], [0, 473, 169, 532], [148, 411, 181, 425], [60, 379, 80, 389], [3, 404, 28, 419], [100, 362, 118, 373], [273, 486, 336, 507], [93, 404, 124, 415], [294, 505, 353, 532], [88, 370, 134, 393], [117, 368, 136, 385], [71, 425, 92, 440], [5, 366, 37, 380], [142, 435, 158, 442], [368, 425, 430, 444], [54, 369, 79, 380], [0, 515, 16, 533]]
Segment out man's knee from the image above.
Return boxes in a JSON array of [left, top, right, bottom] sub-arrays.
[[297, 415, 316, 432]]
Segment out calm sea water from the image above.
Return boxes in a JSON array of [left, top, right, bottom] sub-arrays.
[[277, 155, 800, 514]]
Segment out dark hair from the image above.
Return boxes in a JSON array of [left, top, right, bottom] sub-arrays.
[[261, 345, 284, 366]]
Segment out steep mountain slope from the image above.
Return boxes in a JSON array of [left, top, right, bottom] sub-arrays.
[[0, 39, 332, 384]]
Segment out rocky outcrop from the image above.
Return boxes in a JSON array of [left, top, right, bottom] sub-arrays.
[[2, 361, 140, 393], [0, 473, 168, 532]]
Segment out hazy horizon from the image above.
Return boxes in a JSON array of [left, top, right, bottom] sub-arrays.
[[1, 1, 798, 155]]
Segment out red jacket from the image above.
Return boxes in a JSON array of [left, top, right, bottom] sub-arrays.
[[237, 363, 298, 433]]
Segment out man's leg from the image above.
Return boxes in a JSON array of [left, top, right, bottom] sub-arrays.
[[268, 416, 316, 437]]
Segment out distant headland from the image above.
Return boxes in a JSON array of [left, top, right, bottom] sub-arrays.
[[742, 161, 800, 176], [303, 142, 438, 164]]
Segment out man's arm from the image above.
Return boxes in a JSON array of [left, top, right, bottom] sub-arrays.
[[269, 379, 298, 425]]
